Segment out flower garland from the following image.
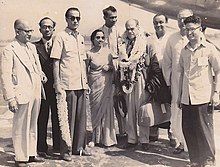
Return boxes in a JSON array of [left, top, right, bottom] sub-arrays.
[[56, 92, 72, 147]]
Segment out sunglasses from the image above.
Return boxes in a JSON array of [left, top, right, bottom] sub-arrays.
[[95, 36, 105, 40], [67, 16, 81, 22], [17, 28, 34, 33]]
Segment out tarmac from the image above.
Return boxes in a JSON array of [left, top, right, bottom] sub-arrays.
[[0, 105, 220, 167]]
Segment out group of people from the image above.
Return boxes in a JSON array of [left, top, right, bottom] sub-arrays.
[[1, 5, 219, 167]]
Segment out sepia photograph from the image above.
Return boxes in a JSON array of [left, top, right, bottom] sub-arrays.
[[0, 0, 220, 166]]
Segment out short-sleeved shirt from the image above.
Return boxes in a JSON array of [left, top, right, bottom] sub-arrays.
[[50, 28, 88, 90], [179, 40, 220, 105], [100, 24, 124, 57]]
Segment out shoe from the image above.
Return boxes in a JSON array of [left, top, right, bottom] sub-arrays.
[[73, 149, 91, 156], [169, 139, 177, 148], [141, 143, 149, 151], [15, 161, 29, 167], [149, 136, 158, 142], [37, 151, 50, 158], [28, 156, 45, 163], [60, 153, 72, 162], [121, 143, 137, 149], [173, 147, 184, 154]]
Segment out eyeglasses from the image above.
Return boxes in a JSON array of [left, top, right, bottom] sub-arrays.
[[17, 28, 34, 34], [186, 26, 200, 33], [95, 36, 105, 40], [126, 27, 135, 31], [41, 25, 54, 30], [67, 16, 81, 22]]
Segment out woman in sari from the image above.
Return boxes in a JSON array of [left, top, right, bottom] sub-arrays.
[[87, 29, 117, 147]]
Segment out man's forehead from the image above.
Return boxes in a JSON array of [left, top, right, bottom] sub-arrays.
[[178, 11, 192, 19], [41, 19, 54, 26], [126, 20, 136, 28], [17, 23, 32, 30], [154, 15, 166, 22], [107, 11, 117, 17], [68, 10, 80, 16]]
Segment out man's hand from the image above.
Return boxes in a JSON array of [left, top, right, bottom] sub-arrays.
[[102, 65, 111, 72], [8, 99, 18, 113], [212, 92, 220, 106]]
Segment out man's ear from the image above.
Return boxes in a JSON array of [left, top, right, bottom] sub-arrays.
[[15, 29, 20, 35]]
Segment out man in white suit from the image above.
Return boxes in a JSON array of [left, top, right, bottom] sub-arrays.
[[1, 19, 46, 167]]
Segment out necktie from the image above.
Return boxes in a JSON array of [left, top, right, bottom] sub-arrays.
[[46, 41, 51, 53]]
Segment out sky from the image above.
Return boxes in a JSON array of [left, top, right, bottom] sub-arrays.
[[0, 0, 160, 41], [0, 0, 219, 47]]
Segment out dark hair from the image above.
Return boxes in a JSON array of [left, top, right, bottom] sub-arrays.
[[153, 13, 168, 23], [103, 6, 117, 17], [65, 7, 80, 18], [90, 29, 104, 45], [39, 17, 56, 27], [184, 15, 201, 25]]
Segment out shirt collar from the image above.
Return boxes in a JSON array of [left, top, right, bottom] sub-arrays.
[[65, 27, 79, 37], [186, 37, 207, 52], [42, 38, 52, 45]]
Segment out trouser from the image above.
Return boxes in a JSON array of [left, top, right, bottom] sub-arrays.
[[170, 102, 186, 149], [182, 103, 215, 165], [60, 90, 87, 155], [150, 121, 174, 140], [12, 99, 40, 161], [126, 77, 149, 144], [37, 91, 60, 152], [113, 94, 127, 135]]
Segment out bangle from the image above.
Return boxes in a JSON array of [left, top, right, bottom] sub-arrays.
[[214, 91, 219, 94]]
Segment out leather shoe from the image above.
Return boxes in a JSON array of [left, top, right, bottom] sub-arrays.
[[149, 136, 158, 142], [73, 149, 91, 156], [169, 139, 177, 148], [37, 151, 50, 158], [173, 147, 184, 154], [15, 161, 29, 167], [141, 143, 149, 151], [28, 156, 45, 163], [121, 143, 137, 149], [60, 153, 72, 162]]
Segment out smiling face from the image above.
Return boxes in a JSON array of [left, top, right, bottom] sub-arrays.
[[125, 19, 139, 40], [39, 19, 55, 40], [66, 9, 80, 31], [93, 31, 105, 47], [153, 15, 167, 33], [185, 23, 202, 44]]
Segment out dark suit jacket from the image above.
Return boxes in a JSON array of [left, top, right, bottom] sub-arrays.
[[34, 38, 55, 100]]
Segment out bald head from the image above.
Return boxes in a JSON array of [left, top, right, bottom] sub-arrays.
[[14, 19, 33, 43], [125, 19, 139, 28], [177, 9, 193, 35], [177, 9, 193, 19], [125, 19, 140, 40]]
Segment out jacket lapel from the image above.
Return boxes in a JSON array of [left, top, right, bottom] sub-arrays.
[[11, 40, 32, 72]]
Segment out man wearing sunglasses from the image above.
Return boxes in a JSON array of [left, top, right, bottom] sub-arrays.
[[51, 7, 90, 161], [178, 15, 220, 167], [1, 19, 46, 167], [34, 17, 61, 158], [99, 6, 127, 139]]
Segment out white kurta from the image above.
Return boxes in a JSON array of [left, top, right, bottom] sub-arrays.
[[162, 32, 188, 150]]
